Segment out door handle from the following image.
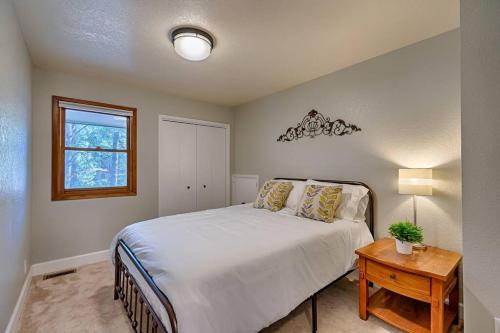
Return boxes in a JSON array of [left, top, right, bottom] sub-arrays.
[[203, 185, 207, 188], [389, 273, 396, 280], [187, 186, 191, 190]]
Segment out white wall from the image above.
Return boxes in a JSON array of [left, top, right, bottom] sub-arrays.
[[31, 68, 234, 263], [0, 0, 32, 330], [234, 30, 462, 252], [461, 0, 500, 331]]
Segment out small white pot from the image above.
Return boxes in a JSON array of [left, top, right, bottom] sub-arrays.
[[395, 239, 413, 255]]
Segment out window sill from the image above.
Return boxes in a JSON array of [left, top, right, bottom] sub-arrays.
[[52, 188, 137, 201]]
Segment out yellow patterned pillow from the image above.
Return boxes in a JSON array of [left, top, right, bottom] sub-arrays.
[[254, 181, 294, 212], [298, 185, 342, 223]]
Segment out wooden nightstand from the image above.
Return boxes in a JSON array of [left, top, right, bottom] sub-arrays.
[[355, 238, 462, 333]]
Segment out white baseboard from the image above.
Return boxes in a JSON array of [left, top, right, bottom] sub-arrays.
[[5, 268, 32, 333], [31, 249, 110, 276]]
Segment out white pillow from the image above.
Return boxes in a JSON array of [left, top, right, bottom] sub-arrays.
[[275, 179, 307, 214], [306, 180, 369, 222]]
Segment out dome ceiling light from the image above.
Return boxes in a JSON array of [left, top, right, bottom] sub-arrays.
[[170, 27, 214, 62]]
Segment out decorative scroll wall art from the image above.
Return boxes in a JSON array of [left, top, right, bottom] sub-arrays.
[[277, 109, 361, 142]]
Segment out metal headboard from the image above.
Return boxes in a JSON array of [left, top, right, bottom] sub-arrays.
[[274, 178, 375, 236]]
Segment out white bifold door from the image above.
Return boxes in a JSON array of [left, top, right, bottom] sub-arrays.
[[159, 119, 227, 216], [195, 125, 226, 211]]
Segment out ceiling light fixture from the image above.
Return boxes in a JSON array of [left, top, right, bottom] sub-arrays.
[[170, 27, 214, 62]]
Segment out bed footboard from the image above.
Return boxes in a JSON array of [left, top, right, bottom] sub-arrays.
[[114, 239, 178, 333]]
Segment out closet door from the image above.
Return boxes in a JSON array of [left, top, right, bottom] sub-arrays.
[[159, 121, 197, 216], [196, 125, 226, 210]]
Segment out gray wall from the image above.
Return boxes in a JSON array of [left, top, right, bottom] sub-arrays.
[[31, 68, 233, 263], [461, 0, 500, 331], [234, 30, 462, 253], [0, 0, 32, 330]]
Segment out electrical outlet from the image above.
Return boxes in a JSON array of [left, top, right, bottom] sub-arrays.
[[24, 259, 28, 275], [495, 317, 500, 333]]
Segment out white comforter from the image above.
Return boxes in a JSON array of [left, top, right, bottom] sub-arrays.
[[110, 204, 373, 333]]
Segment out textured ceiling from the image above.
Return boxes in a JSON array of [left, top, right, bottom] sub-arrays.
[[14, 0, 459, 106]]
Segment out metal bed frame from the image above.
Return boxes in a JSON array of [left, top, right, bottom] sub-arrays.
[[114, 178, 375, 333]]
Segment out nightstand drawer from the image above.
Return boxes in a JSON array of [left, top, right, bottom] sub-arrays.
[[366, 260, 431, 302]]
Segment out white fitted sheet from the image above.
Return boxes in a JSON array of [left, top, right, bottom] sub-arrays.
[[111, 204, 373, 333]]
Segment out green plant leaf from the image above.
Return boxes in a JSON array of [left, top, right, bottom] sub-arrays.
[[388, 222, 423, 243]]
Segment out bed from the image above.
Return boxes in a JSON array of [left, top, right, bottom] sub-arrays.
[[111, 178, 374, 333]]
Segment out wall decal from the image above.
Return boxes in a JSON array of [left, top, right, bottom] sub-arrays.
[[277, 109, 361, 142]]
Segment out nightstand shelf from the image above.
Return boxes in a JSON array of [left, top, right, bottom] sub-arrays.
[[368, 288, 456, 333], [356, 238, 462, 333]]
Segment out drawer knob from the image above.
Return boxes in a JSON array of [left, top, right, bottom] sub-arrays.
[[389, 273, 396, 280]]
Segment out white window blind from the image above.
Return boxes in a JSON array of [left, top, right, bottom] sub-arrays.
[[58, 101, 134, 117]]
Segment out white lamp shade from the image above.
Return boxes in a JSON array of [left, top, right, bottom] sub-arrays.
[[398, 168, 432, 196], [173, 32, 212, 61]]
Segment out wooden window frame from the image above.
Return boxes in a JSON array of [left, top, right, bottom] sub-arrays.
[[52, 96, 137, 200]]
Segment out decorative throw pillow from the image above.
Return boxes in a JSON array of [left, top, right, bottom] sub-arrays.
[[253, 181, 294, 212], [298, 185, 342, 223], [306, 180, 369, 222]]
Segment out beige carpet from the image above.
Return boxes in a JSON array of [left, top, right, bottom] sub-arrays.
[[17, 261, 460, 333]]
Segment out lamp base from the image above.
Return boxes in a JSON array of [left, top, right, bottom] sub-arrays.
[[412, 243, 427, 250]]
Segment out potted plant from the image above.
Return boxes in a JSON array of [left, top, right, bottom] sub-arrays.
[[388, 222, 423, 255]]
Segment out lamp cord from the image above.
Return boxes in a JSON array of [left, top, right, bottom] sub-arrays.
[[413, 194, 417, 226]]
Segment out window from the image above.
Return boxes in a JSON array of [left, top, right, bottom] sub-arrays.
[[52, 96, 137, 200]]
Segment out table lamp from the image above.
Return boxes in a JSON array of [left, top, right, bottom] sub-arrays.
[[398, 168, 432, 249]]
